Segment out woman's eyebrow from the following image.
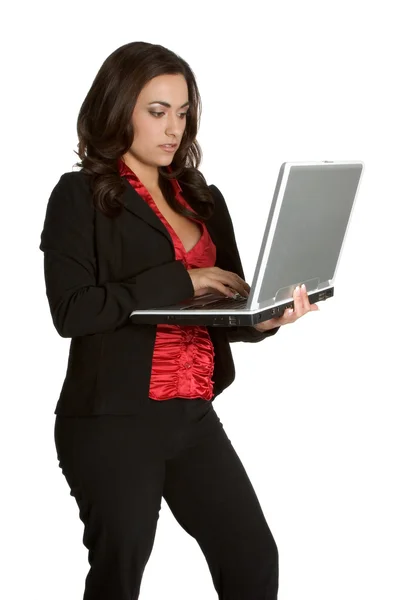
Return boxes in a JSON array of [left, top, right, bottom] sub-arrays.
[[147, 101, 190, 108]]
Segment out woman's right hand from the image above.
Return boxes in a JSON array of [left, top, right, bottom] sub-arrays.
[[187, 267, 250, 298]]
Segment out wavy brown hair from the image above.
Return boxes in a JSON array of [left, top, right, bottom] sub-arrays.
[[73, 41, 215, 220]]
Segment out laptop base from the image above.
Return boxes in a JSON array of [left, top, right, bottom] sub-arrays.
[[129, 288, 334, 326]]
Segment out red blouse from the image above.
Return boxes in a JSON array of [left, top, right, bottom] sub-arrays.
[[118, 158, 216, 401]]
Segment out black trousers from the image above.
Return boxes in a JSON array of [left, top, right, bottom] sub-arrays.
[[54, 397, 279, 599]]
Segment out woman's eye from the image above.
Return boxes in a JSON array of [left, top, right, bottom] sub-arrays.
[[149, 111, 188, 119]]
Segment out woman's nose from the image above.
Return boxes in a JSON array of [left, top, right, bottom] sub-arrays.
[[165, 114, 185, 136]]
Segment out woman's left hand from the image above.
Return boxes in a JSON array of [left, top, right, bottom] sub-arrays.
[[253, 284, 319, 332]]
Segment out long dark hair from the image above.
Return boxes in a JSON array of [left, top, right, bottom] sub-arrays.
[[74, 41, 214, 220]]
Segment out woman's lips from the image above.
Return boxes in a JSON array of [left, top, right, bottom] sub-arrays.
[[159, 144, 177, 152]]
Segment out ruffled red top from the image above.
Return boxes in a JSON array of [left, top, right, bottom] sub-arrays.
[[118, 158, 216, 401]]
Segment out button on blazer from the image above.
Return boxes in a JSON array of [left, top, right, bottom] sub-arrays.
[[39, 172, 279, 415]]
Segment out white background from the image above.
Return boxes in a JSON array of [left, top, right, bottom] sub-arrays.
[[1, 1, 399, 599]]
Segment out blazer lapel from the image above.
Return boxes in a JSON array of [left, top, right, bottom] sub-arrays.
[[121, 178, 174, 247], [121, 177, 221, 259]]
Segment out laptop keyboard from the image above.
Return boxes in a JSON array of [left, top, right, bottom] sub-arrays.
[[181, 296, 249, 311]]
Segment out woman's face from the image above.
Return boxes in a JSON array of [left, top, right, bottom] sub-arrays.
[[128, 73, 190, 169]]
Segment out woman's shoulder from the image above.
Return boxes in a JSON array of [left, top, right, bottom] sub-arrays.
[[45, 170, 95, 222], [56, 169, 92, 192], [206, 183, 230, 218]]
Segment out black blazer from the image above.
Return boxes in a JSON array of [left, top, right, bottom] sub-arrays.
[[39, 171, 279, 415]]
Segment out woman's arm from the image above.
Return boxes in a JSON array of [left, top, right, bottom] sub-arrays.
[[39, 174, 194, 338]]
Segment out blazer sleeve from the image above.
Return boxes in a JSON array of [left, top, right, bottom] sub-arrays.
[[39, 174, 195, 338], [209, 184, 280, 343]]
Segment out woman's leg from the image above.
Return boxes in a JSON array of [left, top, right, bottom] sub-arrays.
[[54, 414, 168, 600], [163, 405, 279, 600]]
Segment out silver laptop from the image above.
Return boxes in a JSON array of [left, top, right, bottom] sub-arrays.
[[130, 160, 364, 327]]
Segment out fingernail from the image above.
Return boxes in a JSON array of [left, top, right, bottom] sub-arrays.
[[295, 286, 300, 295]]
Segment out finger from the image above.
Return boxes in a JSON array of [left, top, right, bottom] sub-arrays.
[[212, 268, 250, 296], [195, 287, 216, 297], [227, 284, 249, 298], [300, 286, 321, 314], [280, 307, 296, 324], [214, 285, 235, 297], [223, 273, 250, 296], [300, 284, 312, 311], [232, 274, 251, 294], [230, 283, 250, 297], [206, 279, 236, 297], [216, 270, 250, 293], [195, 288, 208, 296], [213, 272, 249, 297], [293, 285, 305, 316]]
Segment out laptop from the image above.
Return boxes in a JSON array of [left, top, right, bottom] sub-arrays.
[[130, 160, 364, 327]]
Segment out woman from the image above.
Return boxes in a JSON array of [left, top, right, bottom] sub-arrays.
[[40, 41, 318, 600]]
